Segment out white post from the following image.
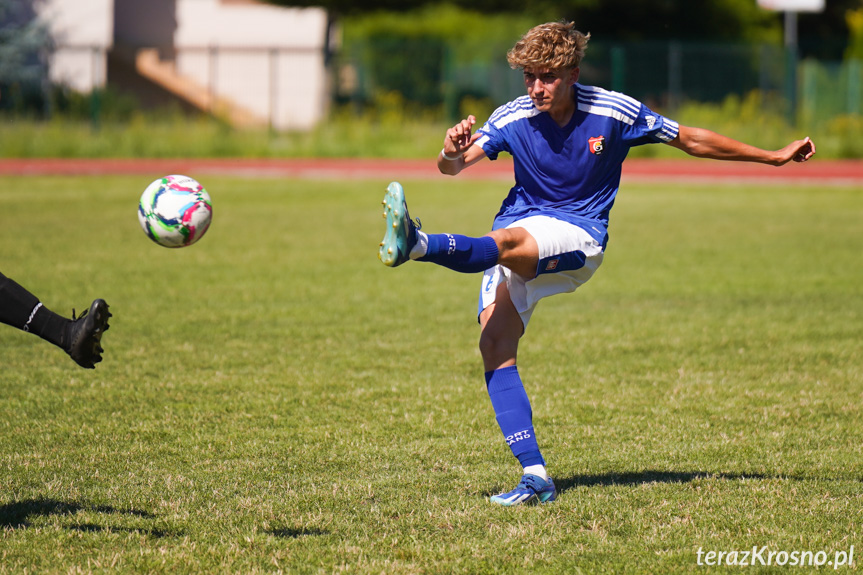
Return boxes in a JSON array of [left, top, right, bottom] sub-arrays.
[[784, 10, 798, 48]]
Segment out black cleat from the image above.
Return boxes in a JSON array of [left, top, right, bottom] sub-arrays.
[[66, 299, 111, 369]]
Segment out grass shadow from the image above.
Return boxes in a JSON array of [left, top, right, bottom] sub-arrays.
[[555, 470, 781, 494], [67, 523, 179, 537], [0, 498, 179, 537], [481, 470, 809, 498], [266, 527, 328, 538]]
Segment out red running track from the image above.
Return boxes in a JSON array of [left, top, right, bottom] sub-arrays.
[[0, 157, 861, 185]]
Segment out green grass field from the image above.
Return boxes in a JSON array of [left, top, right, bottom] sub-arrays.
[[1, 174, 861, 573]]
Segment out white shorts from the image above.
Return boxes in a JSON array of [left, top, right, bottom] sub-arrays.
[[478, 215, 605, 328]]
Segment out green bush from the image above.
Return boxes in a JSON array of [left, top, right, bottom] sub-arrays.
[[338, 6, 535, 112], [50, 86, 140, 122], [0, 103, 449, 159], [677, 90, 796, 147], [819, 114, 863, 158], [0, 88, 856, 159]]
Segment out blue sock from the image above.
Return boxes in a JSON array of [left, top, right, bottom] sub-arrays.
[[419, 234, 499, 273], [485, 366, 545, 468]]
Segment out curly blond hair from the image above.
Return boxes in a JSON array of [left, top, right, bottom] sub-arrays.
[[506, 21, 590, 71]]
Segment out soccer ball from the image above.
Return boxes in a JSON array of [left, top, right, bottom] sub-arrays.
[[138, 175, 213, 248]]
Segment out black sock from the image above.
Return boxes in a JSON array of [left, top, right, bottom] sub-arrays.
[[0, 272, 71, 349]]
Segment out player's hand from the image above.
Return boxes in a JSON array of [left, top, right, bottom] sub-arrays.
[[443, 115, 481, 159], [779, 137, 816, 164]]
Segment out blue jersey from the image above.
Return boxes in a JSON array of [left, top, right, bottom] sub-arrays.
[[475, 83, 679, 246]]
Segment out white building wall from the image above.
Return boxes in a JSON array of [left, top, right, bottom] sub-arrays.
[[36, 0, 114, 92], [173, 0, 328, 130], [38, 0, 329, 130]]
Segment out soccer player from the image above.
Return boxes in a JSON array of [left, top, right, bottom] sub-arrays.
[[0, 271, 111, 369], [378, 21, 815, 506]]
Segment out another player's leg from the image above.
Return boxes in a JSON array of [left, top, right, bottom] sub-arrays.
[[480, 282, 556, 506], [66, 299, 112, 369], [379, 181, 499, 272], [0, 272, 111, 369]]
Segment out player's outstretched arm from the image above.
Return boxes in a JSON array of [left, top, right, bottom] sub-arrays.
[[438, 115, 487, 176], [667, 125, 816, 166]]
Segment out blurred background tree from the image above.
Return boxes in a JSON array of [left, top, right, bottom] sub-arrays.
[[4, 0, 863, 157], [0, 0, 51, 112], [845, 6, 863, 60], [271, 0, 860, 59]]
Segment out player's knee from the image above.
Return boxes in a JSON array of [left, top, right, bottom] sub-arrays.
[[489, 228, 523, 256], [487, 229, 539, 278], [478, 330, 517, 366]]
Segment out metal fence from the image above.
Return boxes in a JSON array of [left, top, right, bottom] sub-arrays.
[[7, 38, 862, 131], [334, 38, 862, 128], [800, 59, 863, 122]]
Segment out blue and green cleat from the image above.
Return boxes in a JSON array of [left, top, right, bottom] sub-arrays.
[[378, 181, 420, 267], [489, 474, 557, 506]]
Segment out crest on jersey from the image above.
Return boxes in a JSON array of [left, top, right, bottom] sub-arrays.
[[588, 136, 605, 155], [545, 258, 560, 271], [646, 115, 656, 129]]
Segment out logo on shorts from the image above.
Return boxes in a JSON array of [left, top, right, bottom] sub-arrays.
[[545, 258, 560, 271], [484, 273, 495, 292], [588, 136, 605, 155]]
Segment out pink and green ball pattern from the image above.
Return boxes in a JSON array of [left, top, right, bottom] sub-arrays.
[[138, 175, 213, 248]]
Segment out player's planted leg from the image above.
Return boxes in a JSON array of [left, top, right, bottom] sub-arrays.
[[490, 473, 557, 506], [480, 283, 555, 506], [486, 365, 557, 505]]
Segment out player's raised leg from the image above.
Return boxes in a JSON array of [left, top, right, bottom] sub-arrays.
[[378, 182, 500, 273]]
